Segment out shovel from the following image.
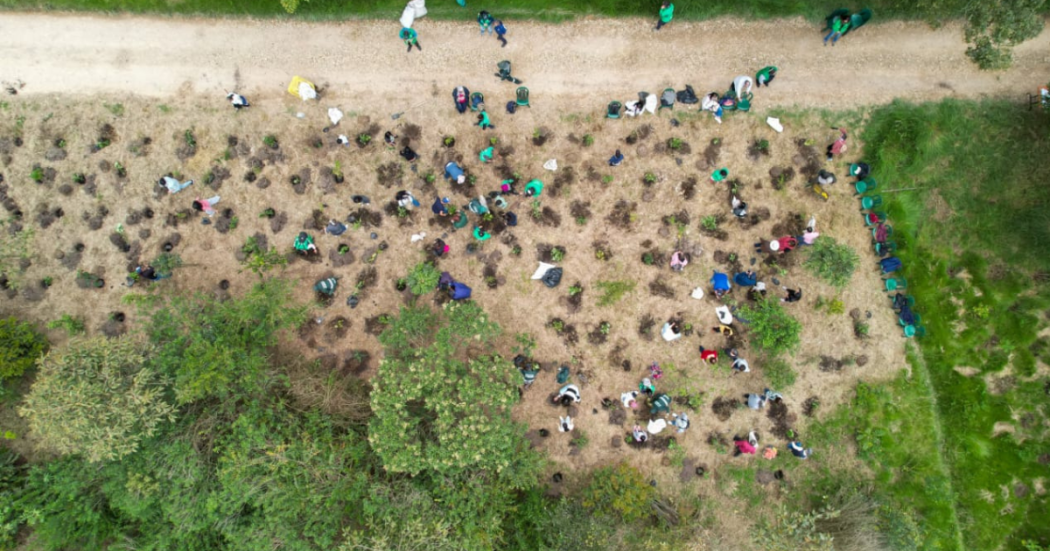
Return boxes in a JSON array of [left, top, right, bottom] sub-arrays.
[[392, 100, 427, 120]]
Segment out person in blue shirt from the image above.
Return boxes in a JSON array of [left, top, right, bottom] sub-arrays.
[[495, 19, 508, 47]]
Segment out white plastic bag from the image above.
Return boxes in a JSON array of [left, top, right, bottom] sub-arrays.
[[531, 262, 556, 280], [767, 117, 783, 133], [543, 159, 558, 171]]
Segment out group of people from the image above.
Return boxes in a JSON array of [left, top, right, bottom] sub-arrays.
[[400, 9, 509, 52]]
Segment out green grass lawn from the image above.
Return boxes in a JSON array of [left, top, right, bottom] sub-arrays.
[[857, 99, 1050, 551], [0, 0, 967, 21]]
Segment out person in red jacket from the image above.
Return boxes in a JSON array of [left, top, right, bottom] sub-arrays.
[[699, 346, 718, 364], [734, 431, 758, 456]]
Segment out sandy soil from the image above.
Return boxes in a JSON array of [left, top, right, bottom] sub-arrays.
[[0, 14, 1048, 107], [0, 12, 991, 545]]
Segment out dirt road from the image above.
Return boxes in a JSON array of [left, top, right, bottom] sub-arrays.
[[0, 13, 1047, 108]]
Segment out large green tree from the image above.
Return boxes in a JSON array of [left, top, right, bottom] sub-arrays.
[[146, 278, 304, 404], [18, 336, 175, 463], [369, 302, 538, 479], [0, 316, 48, 383], [965, 0, 1046, 69]]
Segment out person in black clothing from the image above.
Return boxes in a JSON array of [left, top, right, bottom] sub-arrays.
[[504, 211, 518, 227], [400, 145, 418, 162], [782, 287, 803, 303]]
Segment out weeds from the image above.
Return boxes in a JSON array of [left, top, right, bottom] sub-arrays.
[[595, 280, 636, 306], [47, 314, 85, 336]]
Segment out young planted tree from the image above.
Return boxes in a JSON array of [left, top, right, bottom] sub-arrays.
[[738, 298, 802, 357], [804, 236, 859, 288], [0, 317, 48, 383], [18, 336, 176, 463], [146, 278, 304, 404], [406, 261, 441, 296]]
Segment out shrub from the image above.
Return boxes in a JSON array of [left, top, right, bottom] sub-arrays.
[[738, 298, 802, 357], [152, 252, 183, 276], [701, 215, 718, 231], [581, 462, 655, 522], [0, 317, 48, 382], [46, 315, 85, 337], [764, 359, 797, 389], [406, 261, 441, 295], [595, 280, 636, 306], [19, 336, 176, 462], [804, 236, 859, 288]]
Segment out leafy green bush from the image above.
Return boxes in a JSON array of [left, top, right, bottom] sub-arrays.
[[370, 302, 540, 481], [0, 317, 48, 382], [581, 462, 654, 522], [964, 0, 1044, 70], [804, 236, 859, 288], [595, 280, 636, 306], [738, 298, 801, 357], [46, 314, 85, 336], [18, 336, 176, 462], [406, 261, 441, 295]]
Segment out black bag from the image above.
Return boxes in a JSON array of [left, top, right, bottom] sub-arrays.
[[676, 85, 699, 104], [506, 101, 517, 114], [541, 267, 563, 288]]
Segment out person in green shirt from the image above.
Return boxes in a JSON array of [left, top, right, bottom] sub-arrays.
[[479, 146, 494, 163], [711, 168, 729, 183], [451, 211, 469, 230], [824, 16, 849, 46], [756, 66, 777, 87], [650, 393, 672, 414], [399, 27, 421, 52], [655, 1, 674, 31], [524, 179, 543, 197], [293, 232, 318, 255], [477, 110, 494, 130], [473, 225, 491, 241]]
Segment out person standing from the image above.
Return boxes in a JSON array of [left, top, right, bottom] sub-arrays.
[[655, 1, 674, 30], [495, 19, 508, 47], [478, 10, 495, 36], [400, 27, 422, 52]]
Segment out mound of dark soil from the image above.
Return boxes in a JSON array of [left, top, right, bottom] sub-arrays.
[[638, 314, 656, 341], [648, 279, 675, 299], [606, 200, 637, 229], [711, 397, 740, 422]]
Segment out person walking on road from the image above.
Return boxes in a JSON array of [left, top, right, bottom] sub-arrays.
[[655, 1, 674, 30]]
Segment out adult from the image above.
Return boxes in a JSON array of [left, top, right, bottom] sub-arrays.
[[324, 219, 347, 236], [621, 390, 640, 409], [553, 384, 582, 406], [503, 211, 518, 226], [467, 196, 489, 215], [524, 179, 544, 197], [670, 251, 689, 272], [444, 161, 466, 184], [817, 169, 836, 186], [660, 320, 683, 342], [639, 377, 655, 396], [477, 10, 495, 35], [671, 412, 690, 433], [711, 168, 729, 183], [788, 441, 812, 459], [293, 232, 318, 254], [400, 27, 422, 52], [477, 110, 494, 130], [650, 392, 672, 415], [732, 357, 750, 374], [351, 194, 371, 204], [609, 149, 624, 167], [733, 270, 758, 287], [655, 0, 674, 30], [632, 425, 649, 444], [824, 15, 850, 46], [400, 145, 419, 162], [558, 415, 574, 432], [384, 131, 398, 149], [452, 86, 470, 114], [782, 287, 803, 303], [451, 211, 469, 231], [734, 431, 759, 456], [699, 346, 718, 364], [226, 92, 250, 109], [495, 19, 508, 47], [192, 196, 220, 216], [396, 190, 420, 210], [472, 225, 491, 241], [731, 195, 748, 218], [135, 265, 159, 281], [732, 75, 753, 97], [712, 272, 731, 299], [746, 388, 782, 410], [755, 66, 777, 87], [520, 362, 539, 387], [158, 175, 193, 194], [479, 146, 495, 163], [432, 196, 450, 217], [826, 128, 848, 161]]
